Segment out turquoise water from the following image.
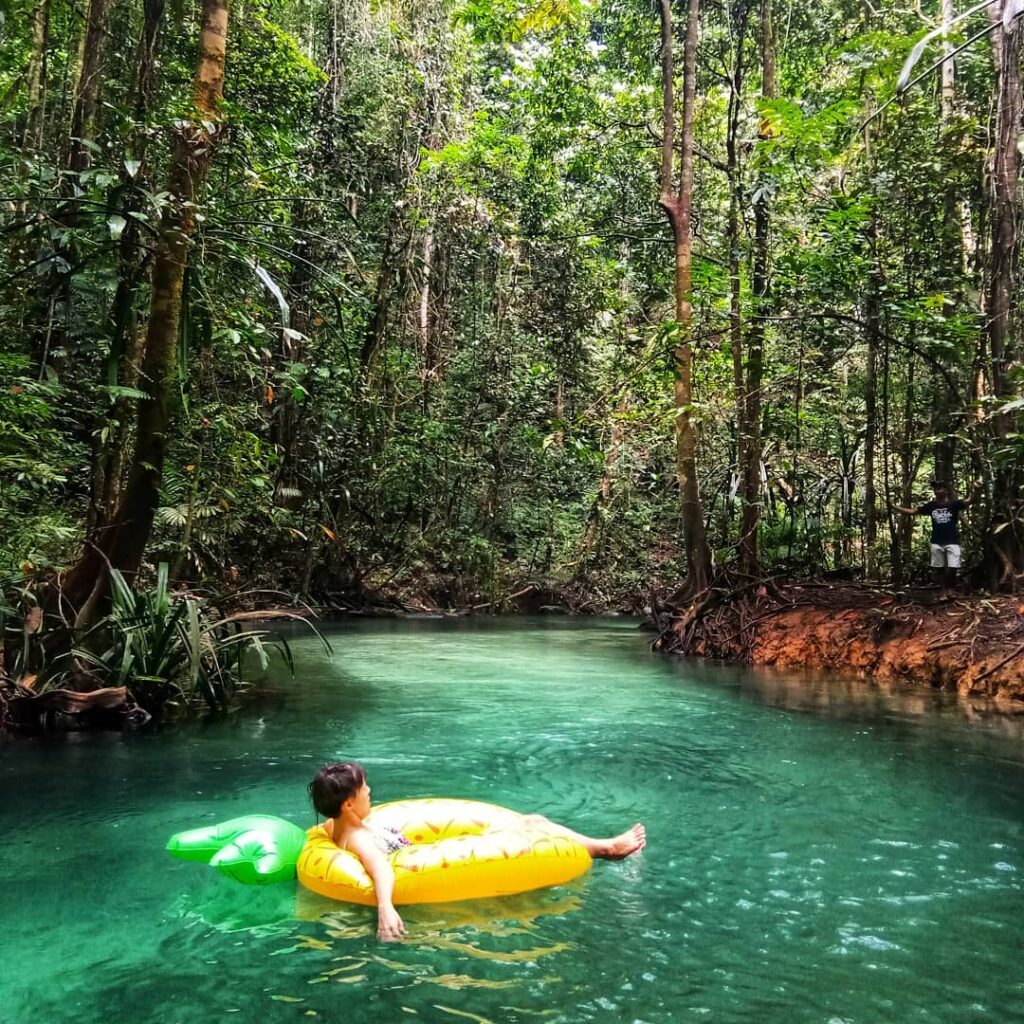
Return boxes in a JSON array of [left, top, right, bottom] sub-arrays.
[[2, 617, 1023, 1024]]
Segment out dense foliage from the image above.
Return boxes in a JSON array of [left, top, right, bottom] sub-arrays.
[[1, 0, 1022, 620]]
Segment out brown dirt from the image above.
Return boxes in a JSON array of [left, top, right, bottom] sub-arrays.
[[659, 581, 1024, 706]]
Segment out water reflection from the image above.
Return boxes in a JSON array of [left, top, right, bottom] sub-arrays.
[[673, 657, 1024, 741]]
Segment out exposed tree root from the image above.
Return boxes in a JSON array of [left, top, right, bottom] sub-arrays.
[[0, 676, 149, 730]]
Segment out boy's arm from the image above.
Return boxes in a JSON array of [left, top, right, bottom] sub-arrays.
[[349, 830, 405, 940], [894, 504, 919, 515]]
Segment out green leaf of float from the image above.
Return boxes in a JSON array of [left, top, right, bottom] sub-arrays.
[[107, 215, 127, 240], [124, 159, 142, 179]]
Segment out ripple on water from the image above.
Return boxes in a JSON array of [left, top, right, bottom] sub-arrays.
[[3, 618, 1024, 1023]]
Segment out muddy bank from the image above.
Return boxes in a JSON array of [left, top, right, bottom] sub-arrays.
[[657, 582, 1024, 705]]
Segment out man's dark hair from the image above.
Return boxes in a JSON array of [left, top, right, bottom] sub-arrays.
[[309, 761, 366, 818]]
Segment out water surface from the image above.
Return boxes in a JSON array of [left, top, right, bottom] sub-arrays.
[[2, 617, 1022, 1023]]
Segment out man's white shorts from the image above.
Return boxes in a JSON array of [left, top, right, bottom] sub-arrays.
[[931, 544, 961, 568]]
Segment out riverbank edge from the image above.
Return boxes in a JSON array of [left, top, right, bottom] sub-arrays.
[[655, 582, 1024, 706], [5, 578, 1023, 731]]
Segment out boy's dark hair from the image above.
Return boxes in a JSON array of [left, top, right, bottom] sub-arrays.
[[309, 761, 366, 818]]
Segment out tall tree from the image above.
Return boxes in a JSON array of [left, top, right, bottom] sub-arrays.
[[934, 0, 960, 484], [22, 0, 51, 156], [67, 0, 231, 614], [739, 0, 775, 574], [984, 2, 1024, 588], [862, 221, 880, 579], [724, 0, 749, 553], [90, 0, 167, 534], [658, 0, 712, 595], [67, 0, 113, 176]]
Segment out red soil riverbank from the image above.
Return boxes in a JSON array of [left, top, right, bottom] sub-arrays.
[[658, 582, 1024, 706]]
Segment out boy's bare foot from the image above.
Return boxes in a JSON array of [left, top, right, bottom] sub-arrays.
[[597, 823, 646, 860]]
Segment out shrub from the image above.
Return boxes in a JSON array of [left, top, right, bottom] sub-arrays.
[[59, 564, 328, 717]]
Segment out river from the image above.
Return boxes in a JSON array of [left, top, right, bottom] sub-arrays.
[[2, 617, 1022, 1023]]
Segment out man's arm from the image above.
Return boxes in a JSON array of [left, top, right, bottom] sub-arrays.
[[894, 504, 919, 515], [961, 478, 984, 507]]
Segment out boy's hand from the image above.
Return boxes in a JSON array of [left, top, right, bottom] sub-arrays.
[[377, 903, 406, 941]]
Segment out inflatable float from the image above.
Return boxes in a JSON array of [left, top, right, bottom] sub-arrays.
[[167, 799, 592, 905]]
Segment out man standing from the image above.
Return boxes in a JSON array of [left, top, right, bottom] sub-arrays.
[[895, 481, 978, 600]]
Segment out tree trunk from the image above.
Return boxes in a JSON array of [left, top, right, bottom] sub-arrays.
[[37, 0, 113, 377], [419, 224, 434, 357], [984, 6, 1024, 589], [863, 226, 880, 579], [658, 0, 712, 595], [360, 220, 398, 375], [22, 0, 51, 156], [725, 3, 746, 532], [272, 202, 314, 502], [739, 0, 774, 574], [67, 0, 230, 609], [89, 0, 166, 535], [898, 358, 919, 578], [581, 394, 629, 555], [67, 0, 113, 176], [933, 0, 959, 484]]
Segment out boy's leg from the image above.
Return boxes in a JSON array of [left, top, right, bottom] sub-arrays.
[[520, 814, 645, 859]]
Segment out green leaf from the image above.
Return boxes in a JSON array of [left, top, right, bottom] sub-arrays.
[[186, 599, 201, 690], [99, 385, 150, 402]]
